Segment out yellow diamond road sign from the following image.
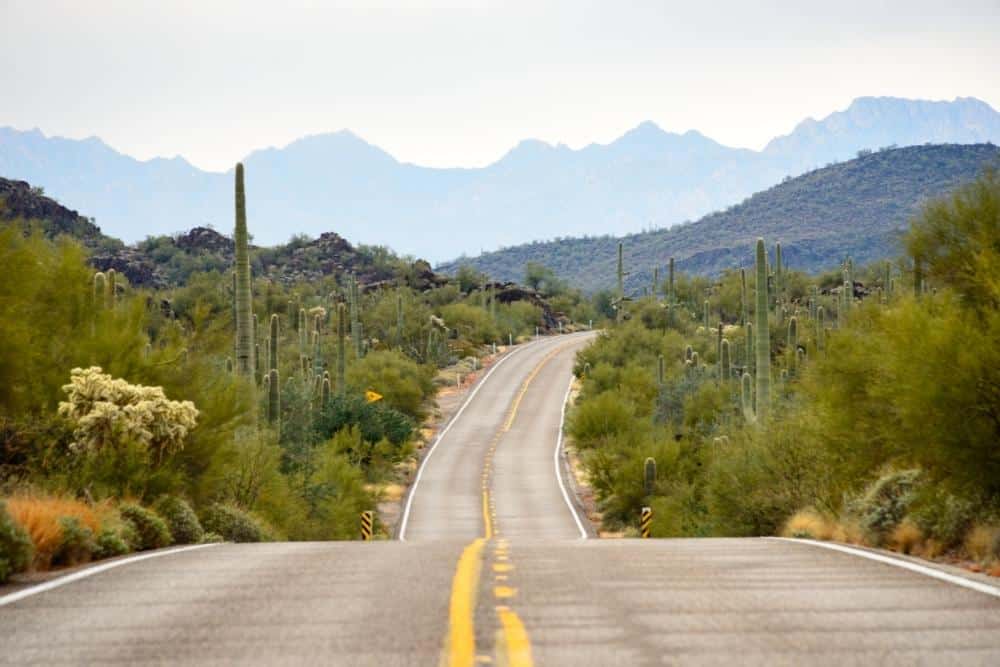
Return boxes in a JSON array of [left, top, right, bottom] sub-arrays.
[[365, 390, 383, 403]]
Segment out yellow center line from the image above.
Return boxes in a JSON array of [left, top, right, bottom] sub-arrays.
[[497, 607, 534, 667], [444, 340, 578, 667], [444, 538, 486, 667]]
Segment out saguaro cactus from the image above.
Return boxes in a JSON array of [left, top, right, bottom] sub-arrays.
[[105, 268, 117, 309], [657, 354, 664, 387], [787, 316, 798, 376], [233, 163, 255, 376], [616, 242, 625, 323], [396, 290, 404, 348], [740, 268, 748, 326], [267, 369, 279, 423], [741, 372, 755, 424], [720, 339, 731, 383], [644, 457, 657, 495], [652, 267, 659, 298], [337, 302, 347, 395], [93, 272, 106, 308], [668, 257, 675, 304], [269, 314, 279, 373], [816, 306, 825, 351], [754, 238, 771, 420], [774, 242, 783, 310]]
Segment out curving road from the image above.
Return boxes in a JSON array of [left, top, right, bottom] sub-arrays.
[[2, 332, 999, 665]]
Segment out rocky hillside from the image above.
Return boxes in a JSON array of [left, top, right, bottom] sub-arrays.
[[439, 143, 1000, 292], [0, 178, 565, 326], [0, 177, 109, 247]]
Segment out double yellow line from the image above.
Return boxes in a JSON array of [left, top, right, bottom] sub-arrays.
[[444, 343, 573, 667]]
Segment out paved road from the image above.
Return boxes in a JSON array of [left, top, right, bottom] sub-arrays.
[[3, 332, 1000, 665]]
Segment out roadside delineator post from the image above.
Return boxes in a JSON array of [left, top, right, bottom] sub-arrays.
[[361, 511, 373, 541], [640, 506, 652, 539]]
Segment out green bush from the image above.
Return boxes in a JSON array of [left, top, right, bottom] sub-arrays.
[[53, 516, 96, 566], [909, 487, 976, 549], [94, 526, 131, 559], [119, 503, 173, 550], [848, 469, 922, 544], [0, 500, 33, 582], [199, 531, 225, 544], [200, 503, 271, 543], [153, 496, 204, 544], [346, 351, 435, 421]]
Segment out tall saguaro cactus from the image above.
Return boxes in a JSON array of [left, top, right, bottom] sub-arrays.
[[616, 242, 625, 323], [754, 238, 771, 421], [233, 163, 255, 376], [644, 457, 657, 495], [740, 268, 748, 326], [269, 314, 279, 373], [267, 369, 279, 424], [337, 302, 347, 395]]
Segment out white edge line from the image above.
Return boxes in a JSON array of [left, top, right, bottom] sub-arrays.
[[0, 543, 219, 608], [397, 342, 528, 541], [769, 537, 1000, 599], [555, 373, 589, 540]]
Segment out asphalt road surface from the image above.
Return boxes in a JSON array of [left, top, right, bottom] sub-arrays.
[[3, 332, 999, 666]]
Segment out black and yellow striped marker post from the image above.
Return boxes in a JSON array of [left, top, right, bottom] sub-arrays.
[[640, 506, 652, 539], [360, 511, 373, 541]]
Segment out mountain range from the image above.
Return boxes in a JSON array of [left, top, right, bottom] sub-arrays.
[[1, 96, 999, 263], [437, 143, 1000, 292]]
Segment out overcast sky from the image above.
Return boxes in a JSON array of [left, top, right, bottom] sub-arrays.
[[2, 1, 998, 172]]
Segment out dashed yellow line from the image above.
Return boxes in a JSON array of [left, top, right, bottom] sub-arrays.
[[444, 341, 576, 667]]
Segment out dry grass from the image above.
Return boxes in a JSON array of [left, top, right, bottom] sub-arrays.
[[781, 509, 840, 540], [964, 524, 1000, 563], [4, 493, 101, 568], [380, 483, 406, 504], [889, 520, 924, 555]]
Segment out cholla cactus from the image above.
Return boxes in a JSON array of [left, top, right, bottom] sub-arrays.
[[58, 367, 198, 460]]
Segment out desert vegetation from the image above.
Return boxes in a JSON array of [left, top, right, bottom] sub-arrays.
[[0, 163, 594, 582], [568, 170, 1000, 572]]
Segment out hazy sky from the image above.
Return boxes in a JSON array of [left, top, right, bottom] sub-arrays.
[[2, 1, 998, 172]]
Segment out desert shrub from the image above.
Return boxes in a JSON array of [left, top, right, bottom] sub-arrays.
[[5, 494, 100, 567], [199, 531, 224, 544], [908, 487, 976, 549], [53, 516, 96, 566], [346, 350, 435, 420], [964, 524, 1000, 563], [782, 509, 837, 540], [94, 526, 131, 559], [440, 302, 498, 344], [118, 503, 173, 550], [200, 503, 272, 543], [152, 496, 204, 544], [313, 394, 414, 449], [567, 391, 637, 450], [848, 469, 922, 544], [304, 440, 377, 540], [889, 520, 924, 554], [0, 500, 33, 582]]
